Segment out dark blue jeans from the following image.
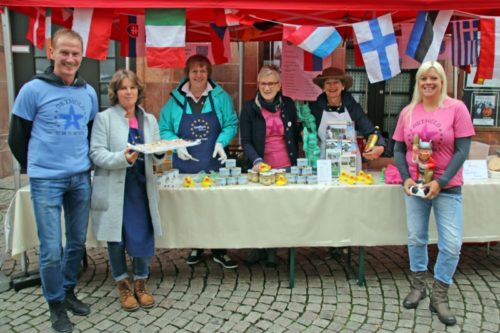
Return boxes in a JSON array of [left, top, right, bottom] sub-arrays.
[[30, 172, 91, 302], [107, 242, 150, 281]]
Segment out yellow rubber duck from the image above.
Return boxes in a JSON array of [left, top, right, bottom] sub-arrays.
[[347, 175, 357, 185], [202, 176, 214, 188], [183, 176, 194, 188], [259, 162, 271, 172], [275, 174, 288, 186]]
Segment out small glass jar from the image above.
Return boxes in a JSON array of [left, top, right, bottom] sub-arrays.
[[287, 174, 297, 184], [226, 176, 237, 185], [259, 171, 275, 186], [274, 168, 286, 178], [247, 170, 259, 183]]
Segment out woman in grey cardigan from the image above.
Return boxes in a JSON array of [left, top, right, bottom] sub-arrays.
[[90, 70, 164, 312]]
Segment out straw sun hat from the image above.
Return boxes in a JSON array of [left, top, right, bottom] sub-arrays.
[[312, 67, 353, 90]]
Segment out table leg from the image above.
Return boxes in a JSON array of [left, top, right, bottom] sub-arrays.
[[288, 248, 295, 289], [357, 246, 365, 287]]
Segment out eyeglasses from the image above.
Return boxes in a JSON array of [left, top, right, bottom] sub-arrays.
[[258, 82, 279, 87]]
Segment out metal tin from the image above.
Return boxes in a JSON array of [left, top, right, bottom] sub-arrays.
[[215, 177, 227, 186], [290, 166, 300, 175], [297, 158, 308, 168], [219, 167, 230, 177], [226, 177, 237, 185], [301, 166, 313, 176], [296, 175, 306, 184], [259, 171, 275, 186], [231, 167, 242, 176], [287, 174, 297, 184], [237, 175, 248, 185], [225, 159, 237, 168], [307, 175, 318, 184]]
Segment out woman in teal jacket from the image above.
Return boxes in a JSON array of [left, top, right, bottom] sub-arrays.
[[159, 54, 238, 269]]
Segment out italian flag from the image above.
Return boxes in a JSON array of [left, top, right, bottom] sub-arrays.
[[474, 17, 500, 84], [146, 8, 186, 68], [45, 8, 52, 58], [72, 8, 113, 60]]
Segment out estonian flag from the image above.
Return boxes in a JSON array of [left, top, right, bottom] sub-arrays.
[[405, 11, 453, 63]]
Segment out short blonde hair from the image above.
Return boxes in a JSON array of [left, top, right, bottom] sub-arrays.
[[257, 65, 281, 83], [410, 61, 448, 107], [52, 28, 83, 51], [107, 69, 144, 106]]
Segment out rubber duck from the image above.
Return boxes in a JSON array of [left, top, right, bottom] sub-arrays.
[[275, 174, 288, 186], [183, 176, 194, 188], [259, 162, 272, 172], [202, 176, 214, 188]]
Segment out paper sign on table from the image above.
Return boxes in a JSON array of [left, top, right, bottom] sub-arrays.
[[316, 159, 332, 184], [463, 160, 488, 181]]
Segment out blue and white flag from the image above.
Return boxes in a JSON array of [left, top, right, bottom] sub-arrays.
[[405, 11, 453, 63], [352, 14, 400, 83], [452, 19, 479, 66]]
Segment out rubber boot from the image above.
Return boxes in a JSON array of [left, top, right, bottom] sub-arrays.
[[429, 279, 457, 326], [403, 271, 427, 309]]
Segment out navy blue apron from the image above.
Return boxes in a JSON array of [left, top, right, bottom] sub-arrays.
[[173, 94, 222, 173], [121, 127, 154, 257]]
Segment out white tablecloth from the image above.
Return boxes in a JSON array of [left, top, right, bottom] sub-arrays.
[[5, 176, 500, 258]]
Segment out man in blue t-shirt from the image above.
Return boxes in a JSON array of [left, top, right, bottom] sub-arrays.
[[8, 28, 98, 333]]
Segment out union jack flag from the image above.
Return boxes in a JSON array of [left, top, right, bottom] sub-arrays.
[[452, 19, 479, 66]]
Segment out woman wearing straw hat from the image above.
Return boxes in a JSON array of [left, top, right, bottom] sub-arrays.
[[310, 67, 386, 164]]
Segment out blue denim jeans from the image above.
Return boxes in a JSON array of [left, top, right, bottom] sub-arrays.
[[29, 172, 91, 302], [404, 192, 463, 285], [107, 242, 150, 281]]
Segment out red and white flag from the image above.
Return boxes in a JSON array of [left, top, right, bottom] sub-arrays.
[[474, 17, 500, 84], [209, 23, 231, 64], [26, 8, 45, 49], [72, 8, 113, 60], [215, 8, 240, 27]]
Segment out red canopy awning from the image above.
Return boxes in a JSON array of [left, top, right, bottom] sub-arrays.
[[2, 1, 499, 42]]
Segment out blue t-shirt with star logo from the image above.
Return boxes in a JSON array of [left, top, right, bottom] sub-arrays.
[[12, 79, 98, 178]]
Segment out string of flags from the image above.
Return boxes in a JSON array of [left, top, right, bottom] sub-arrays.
[[24, 8, 500, 84]]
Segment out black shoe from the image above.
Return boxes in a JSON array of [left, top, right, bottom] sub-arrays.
[[213, 254, 238, 269], [186, 249, 203, 265], [48, 301, 73, 333], [265, 249, 279, 268], [64, 288, 90, 316], [245, 249, 266, 266]]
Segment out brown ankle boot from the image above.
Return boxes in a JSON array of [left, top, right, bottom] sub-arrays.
[[117, 278, 139, 312], [429, 279, 457, 326], [134, 279, 155, 308], [403, 271, 427, 309]]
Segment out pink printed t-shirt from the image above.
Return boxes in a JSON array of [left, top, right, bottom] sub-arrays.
[[261, 108, 291, 168], [392, 98, 475, 188]]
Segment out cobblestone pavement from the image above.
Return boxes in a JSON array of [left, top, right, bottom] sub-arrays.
[[1, 176, 499, 333]]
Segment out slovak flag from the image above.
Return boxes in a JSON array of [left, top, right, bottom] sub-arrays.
[[284, 25, 342, 58], [353, 14, 401, 83]]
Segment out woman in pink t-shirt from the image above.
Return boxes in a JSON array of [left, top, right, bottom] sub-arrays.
[[240, 65, 301, 267], [392, 61, 475, 326]]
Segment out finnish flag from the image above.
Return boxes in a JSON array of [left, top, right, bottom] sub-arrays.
[[353, 14, 401, 83]]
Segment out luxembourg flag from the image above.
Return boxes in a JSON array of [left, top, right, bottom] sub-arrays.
[[72, 8, 113, 60], [474, 17, 500, 84], [285, 25, 342, 58]]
